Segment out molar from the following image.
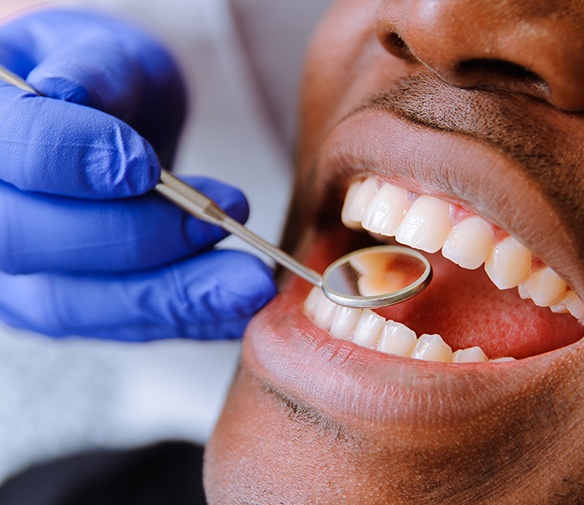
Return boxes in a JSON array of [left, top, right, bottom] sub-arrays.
[[484, 237, 532, 289], [442, 216, 494, 270], [411, 334, 453, 362], [395, 196, 452, 253]]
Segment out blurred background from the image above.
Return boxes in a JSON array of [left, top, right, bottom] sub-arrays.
[[0, 0, 330, 499]]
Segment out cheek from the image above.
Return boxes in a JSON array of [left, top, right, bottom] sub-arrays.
[[299, 0, 411, 176], [299, 0, 376, 151]]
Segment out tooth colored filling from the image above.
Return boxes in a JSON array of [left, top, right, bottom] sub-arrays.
[[302, 177, 584, 363]]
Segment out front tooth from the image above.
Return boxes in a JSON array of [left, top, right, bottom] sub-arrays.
[[452, 346, 489, 363], [442, 216, 494, 270], [314, 295, 338, 330], [484, 237, 532, 289], [330, 306, 361, 340], [491, 357, 517, 363], [378, 321, 417, 357], [395, 196, 452, 253], [519, 267, 567, 307], [303, 287, 321, 317], [352, 310, 385, 347], [411, 334, 453, 362], [362, 183, 410, 236], [341, 178, 379, 229], [562, 290, 584, 319]]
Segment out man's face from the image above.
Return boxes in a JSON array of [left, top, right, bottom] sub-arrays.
[[205, 0, 584, 502]]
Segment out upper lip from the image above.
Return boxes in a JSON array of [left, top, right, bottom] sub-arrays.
[[312, 82, 584, 299]]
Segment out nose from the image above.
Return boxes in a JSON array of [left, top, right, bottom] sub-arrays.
[[377, 0, 584, 111]]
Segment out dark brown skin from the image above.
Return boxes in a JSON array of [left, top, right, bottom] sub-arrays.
[[205, 1, 584, 503]]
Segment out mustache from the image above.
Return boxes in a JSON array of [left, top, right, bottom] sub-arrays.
[[359, 73, 562, 178]]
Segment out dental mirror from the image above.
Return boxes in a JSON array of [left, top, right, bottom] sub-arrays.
[[0, 64, 432, 309], [156, 173, 432, 309]]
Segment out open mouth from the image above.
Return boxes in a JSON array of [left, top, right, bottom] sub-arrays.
[[237, 106, 584, 442], [303, 177, 584, 364]]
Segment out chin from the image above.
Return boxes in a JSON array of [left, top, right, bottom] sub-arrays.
[[204, 1, 584, 502]]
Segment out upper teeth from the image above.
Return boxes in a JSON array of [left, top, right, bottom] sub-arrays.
[[341, 177, 584, 321]]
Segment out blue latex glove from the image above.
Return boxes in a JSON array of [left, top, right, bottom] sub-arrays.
[[0, 9, 276, 340]]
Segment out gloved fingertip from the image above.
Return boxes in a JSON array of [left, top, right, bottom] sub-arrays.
[[25, 36, 142, 116], [185, 251, 277, 318], [1, 75, 160, 198], [28, 69, 92, 103], [215, 258, 277, 317], [116, 136, 162, 195], [231, 259, 278, 315], [85, 117, 161, 197]]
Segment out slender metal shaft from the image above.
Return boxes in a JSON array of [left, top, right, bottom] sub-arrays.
[[155, 171, 323, 287], [0, 64, 323, 288], [0, 66, 37, 94]]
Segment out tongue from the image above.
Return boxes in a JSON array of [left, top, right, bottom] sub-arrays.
[[375, 252, 583, 359]]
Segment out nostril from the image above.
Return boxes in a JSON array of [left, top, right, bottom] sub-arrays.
[[458, 59, 543, 83], [381, 32, 416, 61], [456, 58, 550, 95]]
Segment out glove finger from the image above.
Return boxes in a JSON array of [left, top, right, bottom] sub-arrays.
[[28, 37, 146, 123], [0, 249, 276, 341], [27, 23, 186, 154], [0, 9, 186, 162], [0, 83, 160, 197], [0, 176, 249, 274]]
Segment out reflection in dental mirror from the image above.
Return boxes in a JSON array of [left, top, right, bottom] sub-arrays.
[[322, 245, 432, 309]]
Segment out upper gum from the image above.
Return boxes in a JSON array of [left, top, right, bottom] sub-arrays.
[[348, 176, 510, 243], [344, 177, 545, 267]]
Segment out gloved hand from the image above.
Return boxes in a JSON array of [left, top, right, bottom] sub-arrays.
[[0, 9, 276, 340]]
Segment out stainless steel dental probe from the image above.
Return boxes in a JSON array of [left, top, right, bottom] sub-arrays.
[[0, 64, 432, 309]]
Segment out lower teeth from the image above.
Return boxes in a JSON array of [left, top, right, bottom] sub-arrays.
[[304, 287, 515, 364]]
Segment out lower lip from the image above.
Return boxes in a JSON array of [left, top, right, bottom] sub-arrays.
[[241, 233, 584, 424]]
